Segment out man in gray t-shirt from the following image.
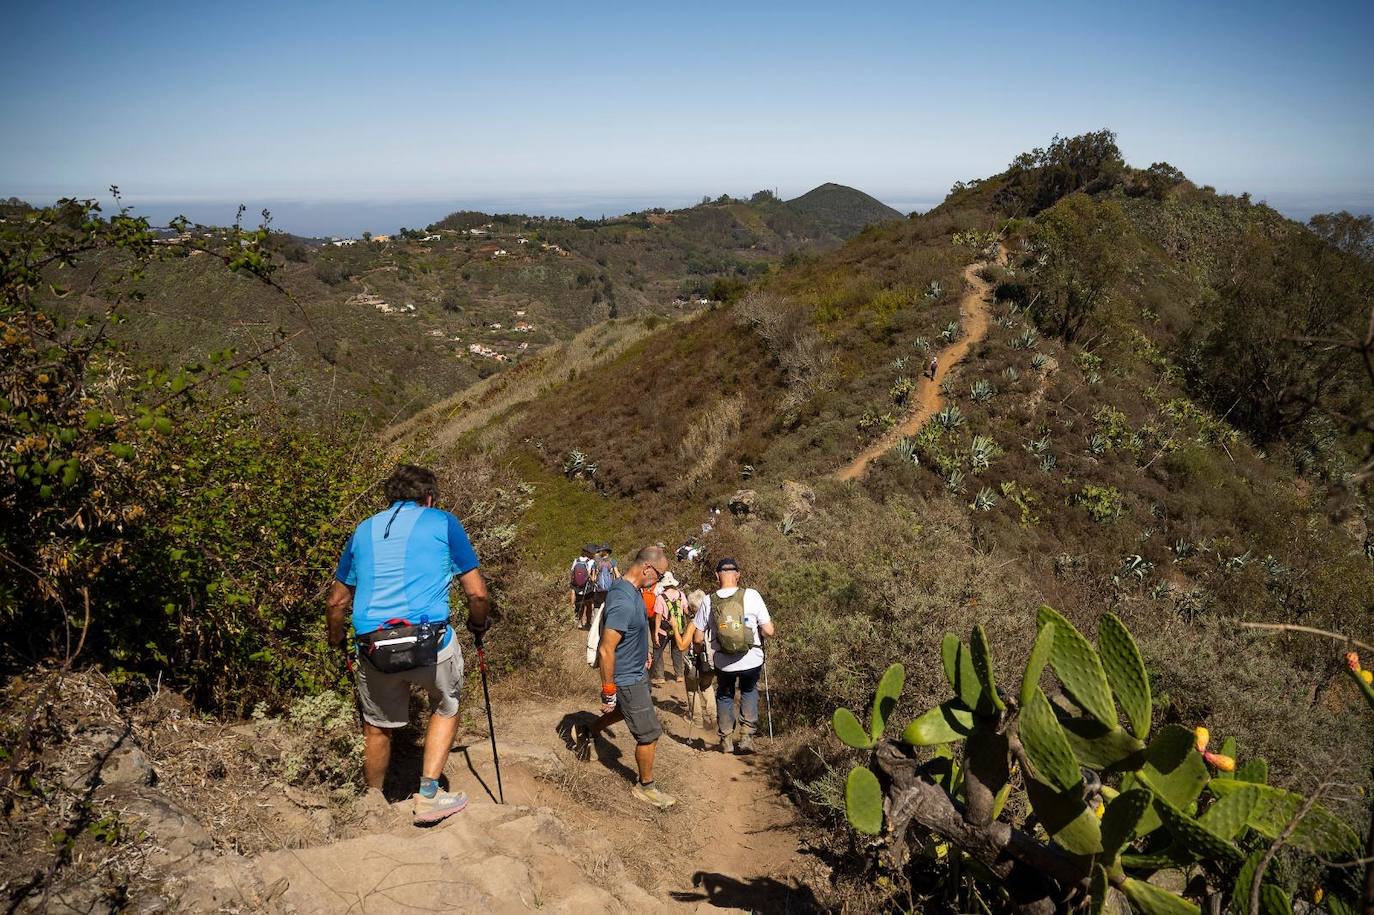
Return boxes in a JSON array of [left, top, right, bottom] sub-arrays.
[[573, 546, 675, 810]]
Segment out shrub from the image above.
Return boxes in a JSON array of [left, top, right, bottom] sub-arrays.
[[1074, 482, 1124, 523]]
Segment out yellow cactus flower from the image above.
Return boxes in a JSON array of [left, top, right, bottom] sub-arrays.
[[1194, 726, 1210, 753], [1313, 888, 1324, 904], [1094, 801, 1105, 818], [1361, 669, 1372, 685]]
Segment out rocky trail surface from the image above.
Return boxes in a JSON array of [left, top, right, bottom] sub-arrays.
[[836, 249, 1002, 482], [157, 637, 816, 913]]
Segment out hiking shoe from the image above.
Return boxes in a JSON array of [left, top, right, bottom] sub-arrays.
[[573, 724, 593, 762], [736, 733, 755, 754], [718, 736, 734, 754], [631, 783, 677, 810], [413, 789, 468, 825]]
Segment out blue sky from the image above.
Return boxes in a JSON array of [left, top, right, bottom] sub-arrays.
[[2, 0, 1371, 232]]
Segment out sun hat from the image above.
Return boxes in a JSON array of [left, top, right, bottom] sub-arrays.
[[659, 571, 680, 588]]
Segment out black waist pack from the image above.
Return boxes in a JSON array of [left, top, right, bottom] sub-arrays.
[[356, 618, 445, 674]]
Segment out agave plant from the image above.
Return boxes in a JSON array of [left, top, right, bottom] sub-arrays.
[[941, 320, 961, 343], [890, 355, 909, 372], [969, 434, 999, 472], [971, 486, 997, 511], [1148, 579, 1175, 601], [562, 449, 587, 476], [1003, 365, 1020, 382], [1026, 434, 1052, 455], [924, 279, 943, 300], [913, 336, 931, 354], [996, 313, 1017, 330], [1119, 554, 1154, 580], [970, 379, 996, 402], [1089, 432, 1109, 455], [895, 436, 920, 466], [1172, 537, 1195, 560], [890, 376, 916, 405], [945, 467, 965, 494], [1086, 370, 1103, 385], [1031, 352, 1052, 373], [1011, 328, 1039, 350], [935, 405, 965, 430], [1039, 452, 1058, 473]]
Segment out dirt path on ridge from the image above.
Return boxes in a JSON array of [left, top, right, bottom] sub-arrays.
[[835, 249, 1002, 482]]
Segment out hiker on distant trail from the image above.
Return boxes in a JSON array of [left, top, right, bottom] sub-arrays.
[[326, 464, 490, 825], [585, 544, 619, 634], [574, 546, 676, 810], [568, 543, 599, 630], [680, 588, 715, 728], [673, 557, 774, 754], [926, 354, 939, 380], [650, 572, 687, 684]]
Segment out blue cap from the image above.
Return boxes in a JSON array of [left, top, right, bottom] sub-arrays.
[[715, 557, 739, 573]]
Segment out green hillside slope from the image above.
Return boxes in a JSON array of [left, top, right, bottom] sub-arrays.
[[446, 134, 1374, 850], [785, 181, 904, 236]]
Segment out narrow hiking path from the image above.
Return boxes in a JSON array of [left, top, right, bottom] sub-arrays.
[[835, 249, 1003, 482], [434, 634, 815, 910]]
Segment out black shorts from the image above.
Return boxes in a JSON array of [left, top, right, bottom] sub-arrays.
[[618, 679, 662, 744]]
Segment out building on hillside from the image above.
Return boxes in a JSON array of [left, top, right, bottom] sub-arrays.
[[513, 321, 534, 332], [372, 234, 391, 243], [492, 249, 509, 258], [422, 234, 442, 242], [514, 310, 526, 316], [489, 323, 502, 330], [331, 238, 357, 246], [467, 228, 487, 236]]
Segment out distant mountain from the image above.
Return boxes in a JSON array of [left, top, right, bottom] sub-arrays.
[[784, 182, 904, 237]]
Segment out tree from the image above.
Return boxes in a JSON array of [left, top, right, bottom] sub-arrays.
[[1025, 194, 1129, 343], [1309, 210, 1374, 261], [996, 130, 1126, 216]]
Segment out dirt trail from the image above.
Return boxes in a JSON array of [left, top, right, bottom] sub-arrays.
[[836, 250, 1001, 482], [433, 637, 815, 910]]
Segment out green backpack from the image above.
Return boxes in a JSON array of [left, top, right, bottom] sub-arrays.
[[714, 589, 754, 654]]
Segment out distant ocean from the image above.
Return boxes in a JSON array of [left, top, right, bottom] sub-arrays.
[[22, 192, 942, 239]]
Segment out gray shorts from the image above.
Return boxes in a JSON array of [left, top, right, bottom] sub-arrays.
[[354, 640, 463, 729], [619, 679, 662, 744]]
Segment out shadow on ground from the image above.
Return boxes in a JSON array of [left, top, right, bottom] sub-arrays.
[[669, 872, 822, 912]]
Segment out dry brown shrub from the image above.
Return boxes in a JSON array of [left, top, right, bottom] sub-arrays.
[[676, 393, 746, 492]]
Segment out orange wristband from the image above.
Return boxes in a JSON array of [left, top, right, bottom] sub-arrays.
[[601, 684, 617, 697]]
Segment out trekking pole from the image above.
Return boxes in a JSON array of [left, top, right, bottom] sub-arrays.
[[473, 631, 505, 804], [763, 645, 774, 739]]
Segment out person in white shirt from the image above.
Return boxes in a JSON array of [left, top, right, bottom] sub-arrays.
[[674, 557, 775, 754]]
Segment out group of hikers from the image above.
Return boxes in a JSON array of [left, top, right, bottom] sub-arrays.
[[567, 541, 775, 810], [326, 464, 777, 824]]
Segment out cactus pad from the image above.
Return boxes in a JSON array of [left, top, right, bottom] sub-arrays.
[[1198, 782, 1258, 839], [832, 707, 872, 749], [902, 700, 975, 745], [1156, 799, 1244, 864], [1025, 776, 1103, 856], [870, 663, 905, 741], [844, 766, 884, 835], [1058, 712, 1146, 771], [1089, 864, 1109, 915], [1233, 757, 1268, 784], [1209, 779, 1361, 854], [1101, 788, 1151, 861], [970, 624, 1004, 714], [1123, 878, 1202, 915], [1021, 623, 1056, 710], [1137, 724, 1209, 810], [953, 641, 986, 713], [1097, 612, 1151, 739], [941, 632, 960, 690], [1020, 685, 1081, 791], [1037, 605, 1117, 727]]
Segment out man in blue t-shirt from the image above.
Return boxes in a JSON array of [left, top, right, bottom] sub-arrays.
[[326, 464, 490, 825], [572, 545, 675, 810]]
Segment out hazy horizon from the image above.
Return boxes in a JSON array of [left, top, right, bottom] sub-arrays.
[[3, 0, 1369, 233]]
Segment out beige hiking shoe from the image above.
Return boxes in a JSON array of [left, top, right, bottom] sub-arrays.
[[413, 789, 468, 825], [631, 782, 676, 809]]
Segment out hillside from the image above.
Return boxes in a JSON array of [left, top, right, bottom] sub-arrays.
[[426, 133, 1374, 907], [6, 136, 1373, 912], [39, 181, 900, 424], [785, 181, 905, 237]]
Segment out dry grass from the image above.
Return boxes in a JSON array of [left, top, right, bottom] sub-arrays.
[[677, 393, 746, 492]]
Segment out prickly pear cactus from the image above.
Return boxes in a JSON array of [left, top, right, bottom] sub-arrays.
[[832, 609, 1366, 915]]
